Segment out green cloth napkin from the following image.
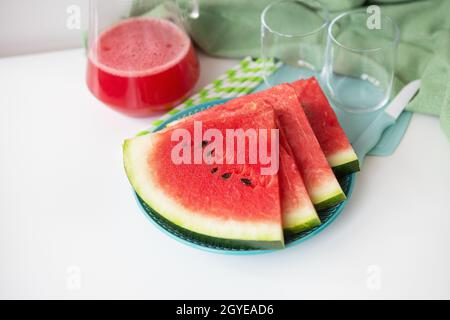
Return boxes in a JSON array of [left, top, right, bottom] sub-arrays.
[[131, 0, 450, 141]]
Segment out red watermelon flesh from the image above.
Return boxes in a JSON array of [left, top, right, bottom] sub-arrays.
[[290, 78, 359, 176], [172, 98, 321, 232], [123, 101, 284, 249]]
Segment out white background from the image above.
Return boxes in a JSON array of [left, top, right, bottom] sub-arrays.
[[0, 49, 449, 299], [1, 0, 449, 300], [0, 0, 88, 57]]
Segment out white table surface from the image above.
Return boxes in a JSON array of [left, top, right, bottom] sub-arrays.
[[1, 49, 449, 300]]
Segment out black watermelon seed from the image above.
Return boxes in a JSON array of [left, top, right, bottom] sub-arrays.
[[211, 167, 218, 174], [221, 173, 232, 179], [206, 149, 215, 157], [201, 140, 209, 148], [240, 178, 252, 186]]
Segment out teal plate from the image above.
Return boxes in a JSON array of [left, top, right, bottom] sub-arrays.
[[134, 99, 356, 255]]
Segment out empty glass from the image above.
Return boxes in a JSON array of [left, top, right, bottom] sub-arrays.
[[261, 0, 329, 87], [323, 9, 400, 113]]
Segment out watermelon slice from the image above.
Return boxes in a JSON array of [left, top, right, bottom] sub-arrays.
[[124, 102, 284, 249], [278, 127, 321, 233], [290, 78, 360, 176], [170, 99, 321, 233], [222, 85, 346, 210]]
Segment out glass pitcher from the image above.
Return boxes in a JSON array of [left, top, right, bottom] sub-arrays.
[[86, 0, 200, 117]]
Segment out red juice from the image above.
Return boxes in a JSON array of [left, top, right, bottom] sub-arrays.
[[86, 18, 200, 117]]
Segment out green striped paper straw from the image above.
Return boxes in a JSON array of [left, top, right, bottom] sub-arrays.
[[139, 57, 281, 135]]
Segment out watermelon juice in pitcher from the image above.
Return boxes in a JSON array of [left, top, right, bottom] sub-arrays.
[[86, 0, 200, 117]]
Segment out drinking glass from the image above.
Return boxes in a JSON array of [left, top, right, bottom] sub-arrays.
[[261, 0, 329, 87], [323, 9, 400, 113], [86, 0, 200, 117]]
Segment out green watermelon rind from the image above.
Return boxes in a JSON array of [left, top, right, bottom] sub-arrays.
[[123, 136, 285, 251], [137, 193, 285, 250], [314, 192, 347, 211], [139, 174, 355, 252], [327, 146, 360, 177], [308, 175, 347, 211], [283, 213, 322, 234], [332, 159, 360, 177]]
